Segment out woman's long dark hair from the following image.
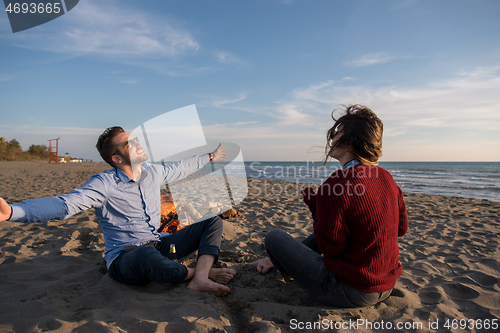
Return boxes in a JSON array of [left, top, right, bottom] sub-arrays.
[[324, 105, 383, 166]]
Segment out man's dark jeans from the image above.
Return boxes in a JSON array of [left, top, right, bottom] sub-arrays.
[[108, 215, 222, 286], [265, 229, 392, 307]]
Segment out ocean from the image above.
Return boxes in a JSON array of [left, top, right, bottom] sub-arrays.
[[228, 161, 500, 203]]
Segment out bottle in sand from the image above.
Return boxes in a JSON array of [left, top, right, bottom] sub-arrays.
[[169, 243, 178, 262]]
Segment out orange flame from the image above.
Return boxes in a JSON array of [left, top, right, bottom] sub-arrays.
[[159, 193, 184, 233]]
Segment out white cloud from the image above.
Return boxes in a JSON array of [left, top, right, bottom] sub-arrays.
[[383, 126, 408, 137], [120, 79, 140, 84], [7, 0, 199, 59], [233, 121, 259, 126], [274, 103, 312, 125], [390, 0, 419, 11], [214, 51, 245, 65], [0, 75, 15, 82], [457, 66, 500, 79], [206, 66, 500, 161], [212, 121, 259, 127], [209, 67, 500, 143], [273, 66, 500, 133], [204, 123, 319, 140], [384, 140, 500, 162], [2, 1, 247, 76], [1, 124, 102, 136], [213, 93, 248, 108], [290, 80, 336, 103], [270, 78, 357, 126], [344, 53, 399, 67], [124, 62, 216, 77]]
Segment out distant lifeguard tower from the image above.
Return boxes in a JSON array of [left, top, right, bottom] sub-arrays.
[[48, 138, 60, 164]]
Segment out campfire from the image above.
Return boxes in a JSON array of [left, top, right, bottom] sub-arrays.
[[158, 190, 241, 234], [158, 192, 189, 234], [158, 191, 205, 233]]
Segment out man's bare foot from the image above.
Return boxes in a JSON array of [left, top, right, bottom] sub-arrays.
[[248, 257, 275, 274], [187, 277, 230, 297], [208, 268, 237, 284]]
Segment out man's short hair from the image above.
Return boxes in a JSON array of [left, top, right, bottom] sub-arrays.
[[96, 126, 125, 167], [325, 105, 383, 165]]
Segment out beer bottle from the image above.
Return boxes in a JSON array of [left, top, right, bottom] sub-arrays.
[[169, 243, 178, 263]]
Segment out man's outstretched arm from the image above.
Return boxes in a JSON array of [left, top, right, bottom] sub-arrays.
[[161, 143, 227, 184], [0, 175, 106, 223], [1, 196, 66, 223], [3, 195, 69, 223]]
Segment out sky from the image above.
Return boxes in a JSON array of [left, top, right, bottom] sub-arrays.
[[1, 0, 499, 162]]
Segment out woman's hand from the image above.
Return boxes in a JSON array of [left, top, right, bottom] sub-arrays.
[[248, 257, 275, 274], [0, 198, 12, 222], [301, 187, 316, 198]]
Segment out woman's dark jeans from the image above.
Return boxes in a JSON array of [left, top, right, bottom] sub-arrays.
[[265, 229, 392, 308]]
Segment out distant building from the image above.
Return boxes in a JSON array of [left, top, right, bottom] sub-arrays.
[[59, 156, 91, 163]]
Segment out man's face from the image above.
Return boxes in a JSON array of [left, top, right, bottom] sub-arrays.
[[111, 132, 148, 167]]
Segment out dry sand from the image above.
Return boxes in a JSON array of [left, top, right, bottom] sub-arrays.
[[0, 160, 499, 333]]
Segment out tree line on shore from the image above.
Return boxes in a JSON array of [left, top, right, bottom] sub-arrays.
[[0, 137, 50, 161]]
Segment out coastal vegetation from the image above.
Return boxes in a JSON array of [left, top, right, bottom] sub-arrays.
[[0, 137, 50, 161]]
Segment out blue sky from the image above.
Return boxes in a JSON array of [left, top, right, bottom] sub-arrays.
[[1, 0, 499, 162]]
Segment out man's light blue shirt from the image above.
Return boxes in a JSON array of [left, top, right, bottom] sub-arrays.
[[10, 155, 210, 268]]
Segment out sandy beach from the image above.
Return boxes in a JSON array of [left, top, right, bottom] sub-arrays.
[[0, 160, 499, 333]]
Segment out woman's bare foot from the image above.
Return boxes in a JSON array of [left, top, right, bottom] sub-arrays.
[[187, 277, 230, 297], [209, 268, 237, 284], [248, 257, 275, 274]]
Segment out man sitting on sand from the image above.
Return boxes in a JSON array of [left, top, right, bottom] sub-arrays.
[[0, 126, 236, 296]]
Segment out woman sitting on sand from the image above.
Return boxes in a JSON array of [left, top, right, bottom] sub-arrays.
[[250, 104, 408, 308]]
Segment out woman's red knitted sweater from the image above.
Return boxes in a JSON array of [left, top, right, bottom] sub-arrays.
[[302, 165, 408, 293]]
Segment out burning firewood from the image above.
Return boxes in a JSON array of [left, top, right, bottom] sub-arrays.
[[158, 192, 184, 234]]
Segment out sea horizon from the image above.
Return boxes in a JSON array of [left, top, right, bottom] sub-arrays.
[[232, 161, 500, 203]]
